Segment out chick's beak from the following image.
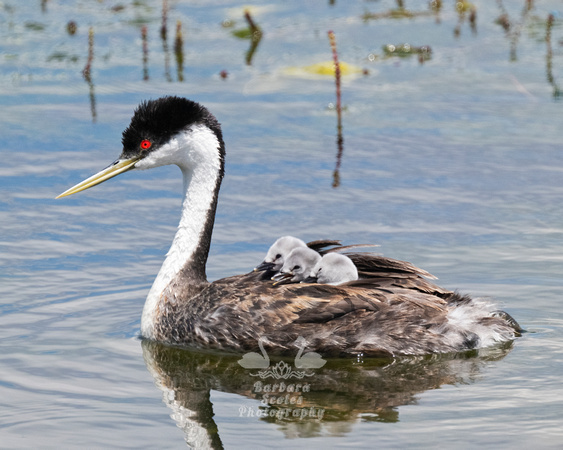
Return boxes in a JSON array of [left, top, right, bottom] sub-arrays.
[[56, 157, 140, 199], [271, 272, 294, 286]]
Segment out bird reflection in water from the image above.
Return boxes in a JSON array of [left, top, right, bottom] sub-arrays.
[[142, 339, 514, 447]]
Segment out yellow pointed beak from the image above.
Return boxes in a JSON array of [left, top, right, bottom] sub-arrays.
[[56, 157, 140, 199]]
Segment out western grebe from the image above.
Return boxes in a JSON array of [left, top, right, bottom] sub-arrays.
[[57, 96, 521, 357]]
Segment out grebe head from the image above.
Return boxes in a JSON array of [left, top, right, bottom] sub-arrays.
[[272, 246, 321, 285], [308, 253, 359, 285], [255, 235, 307, 273], [56, 96, 224, 198]]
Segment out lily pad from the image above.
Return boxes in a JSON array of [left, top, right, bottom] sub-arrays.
[[301, 61, 363, 76]]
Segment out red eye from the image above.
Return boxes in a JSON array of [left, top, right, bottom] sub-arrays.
[[140, 139, 152, 150]]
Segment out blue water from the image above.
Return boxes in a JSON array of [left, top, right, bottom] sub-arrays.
[[2, 1, 563, 447]]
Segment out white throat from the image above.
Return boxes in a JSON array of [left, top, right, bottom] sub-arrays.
[[139, 124, 222, 339]]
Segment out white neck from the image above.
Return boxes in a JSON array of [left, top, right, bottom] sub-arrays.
[[139, 125, 223, 339]]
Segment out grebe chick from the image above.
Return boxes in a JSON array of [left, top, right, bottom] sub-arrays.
[[56, 96, 521, 357], [254, 236, 344, 277], [254, 236, 306, 275], [307, 253, 359, 286], [272, 247, 321, 285]]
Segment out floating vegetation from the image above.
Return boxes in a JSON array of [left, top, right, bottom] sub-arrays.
[[383, 43, 432, 58], [66, 21, 77, 36], [302, 61, 362, 77], [430, 0, 443, 12], [362, 1, 440, 22], [454, 0, 477, 36], [455, 1, 476, 14], [47, 52, 79, 63], [25, 21, 46, 31], [231, 10, 262, 41], [382, 43, 432, 63], [363, 9, 424, 20], [283, 62, 362, 79], [230, 10, 263, 65], [231, 28, 252, 39], [110, 5, 126, 13]]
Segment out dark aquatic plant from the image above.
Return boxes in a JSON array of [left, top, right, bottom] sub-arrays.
[[174, 21, 184, 82], [141, 25, 149, 81], [82, 26, 96, 123], [495, 0, 535, 61], [545, 13, 561, 98], [161, 0, 172, 82], [328, 30, 344, 188]]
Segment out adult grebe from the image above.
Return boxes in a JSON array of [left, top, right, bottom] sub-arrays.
[[57, 96, 521, 357]]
